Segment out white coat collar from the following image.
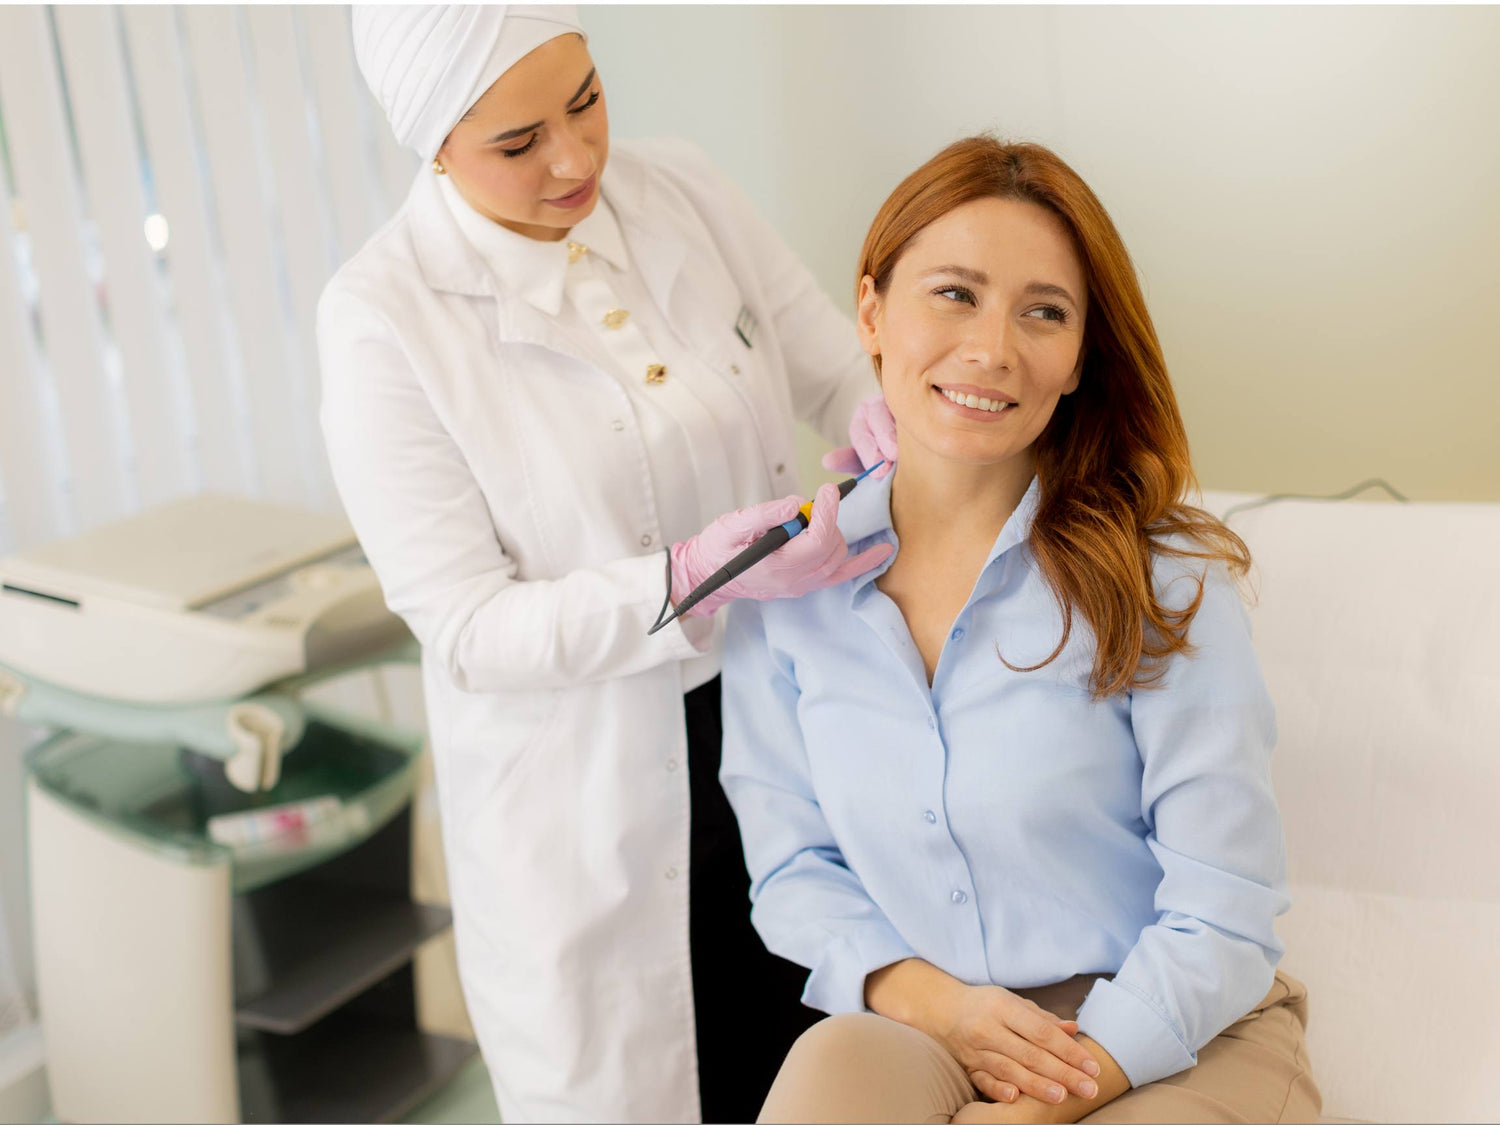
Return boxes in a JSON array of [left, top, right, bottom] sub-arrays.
[[437, 175, 629, 317], [406, 144, 687, 343]]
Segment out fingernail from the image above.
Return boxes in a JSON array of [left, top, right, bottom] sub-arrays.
[[1049, 1087, 1066, 1103], [1082, 1060, 1100, 1078], [1080, 1080, 1097, 1098]]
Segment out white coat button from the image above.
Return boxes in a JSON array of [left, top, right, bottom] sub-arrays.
[[641, 533, 653, 548], [666, 759, 678, 772], [730, 364, 741, 375], [923, 809, 937, 824], [665, 867, 678, 880], [951, 889, 968, 905], [775, 463, 786, 475], [612, 419, 625, 431]]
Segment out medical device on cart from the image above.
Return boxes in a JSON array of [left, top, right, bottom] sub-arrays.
[[0, 495, 473, 1123], [0, 492, 407, 705]]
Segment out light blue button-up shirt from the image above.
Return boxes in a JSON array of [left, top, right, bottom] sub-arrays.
[[720, 471, 1289, 1087]]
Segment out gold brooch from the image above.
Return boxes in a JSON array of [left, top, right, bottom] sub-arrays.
[[603, 308, 629, 330], [645, 364, 667, 384], [566, 241, 587, 264]]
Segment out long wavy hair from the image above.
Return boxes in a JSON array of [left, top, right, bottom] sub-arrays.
[[858, 136, 1250, 698]]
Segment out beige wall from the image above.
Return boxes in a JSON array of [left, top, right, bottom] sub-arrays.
[[586, 5, 1500, 501]]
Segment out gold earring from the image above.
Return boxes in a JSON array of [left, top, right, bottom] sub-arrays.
[[432, 158, 446, 175]]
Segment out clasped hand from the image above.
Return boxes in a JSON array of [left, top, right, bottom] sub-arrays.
[[934, 983, 1101, 1108]]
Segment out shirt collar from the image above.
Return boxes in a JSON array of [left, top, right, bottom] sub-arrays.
[[837, 467, 897, 547], [986, 474, 1041, 567], [840, 469, 1043, 593], [437, 174, 630, 317]]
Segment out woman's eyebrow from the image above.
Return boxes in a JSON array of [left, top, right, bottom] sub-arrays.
[[486, 68, 598, 143], [566, 67, 598, 107], [1025, 281, 1079, 305], [921, 265, 988, 285], [920, 268, 1079, 306]]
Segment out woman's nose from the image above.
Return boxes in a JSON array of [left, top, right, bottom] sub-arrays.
[[548, 123, 593, 180], [961, 313, 1017, 372]]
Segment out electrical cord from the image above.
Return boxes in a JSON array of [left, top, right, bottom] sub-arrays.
[[1219, 478, 1409, 523]]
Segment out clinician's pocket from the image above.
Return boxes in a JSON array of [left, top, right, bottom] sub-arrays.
[[448, 687, 565, 856]]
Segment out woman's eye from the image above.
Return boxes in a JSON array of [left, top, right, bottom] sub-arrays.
[[501, 134, 539, 158], [1026, 304, 1069, 323], [934, 286, 975, 305], [569, 90, 601, 114]]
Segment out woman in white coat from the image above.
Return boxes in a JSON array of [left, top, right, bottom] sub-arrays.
[[318, 7, 897, 1123]]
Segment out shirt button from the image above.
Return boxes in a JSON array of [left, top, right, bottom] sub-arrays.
[[665, 867, 678, 880], [923, 810, 937, 825], [951, 627, 965, 641], [951, 889, 968, 905], [640, 533, 653, 547], [603, 308, 629, 329], [612, 419, 625, 432], [926, 715, 935, 729]]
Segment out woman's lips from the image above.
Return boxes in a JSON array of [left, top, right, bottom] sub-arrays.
[[933, 384, 1015, 420], [933, 382, 1017, 403], [546, 175, 596, 210]]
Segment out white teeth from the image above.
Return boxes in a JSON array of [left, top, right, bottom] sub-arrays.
[[941, 388, 1009, 413]]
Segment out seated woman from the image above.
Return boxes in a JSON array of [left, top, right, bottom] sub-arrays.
[[719, 136, 1322, 1124]]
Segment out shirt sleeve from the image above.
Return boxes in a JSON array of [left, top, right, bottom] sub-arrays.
[[639, 138, 877, 448], [1074, 562, 1290, 1087], [720, 599, 917, 1014], [317, 286, 711, 694]]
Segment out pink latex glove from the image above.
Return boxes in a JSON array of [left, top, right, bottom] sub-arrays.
[[822, 394, 897, 478], [670, 483, 894, 618]]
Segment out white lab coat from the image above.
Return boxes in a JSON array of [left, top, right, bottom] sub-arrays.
[[316, 138, 874, 1123]]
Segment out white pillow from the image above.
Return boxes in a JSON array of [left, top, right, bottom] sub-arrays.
[[1199, 490, 1500, 1124]]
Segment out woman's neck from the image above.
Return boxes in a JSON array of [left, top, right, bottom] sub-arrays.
[[889, 445, 1036, 555], [877, 445, 1037, 685]]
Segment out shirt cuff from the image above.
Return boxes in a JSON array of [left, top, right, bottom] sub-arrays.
[[675, 611, 715, 654], [801, 925, 918, 1015], [643, 550, 714, 659], [1075, 978, 1197, 1087]]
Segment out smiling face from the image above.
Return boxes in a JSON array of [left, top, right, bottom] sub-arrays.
[[857, 196, 1088, 472], [436, 33, 607, 242]]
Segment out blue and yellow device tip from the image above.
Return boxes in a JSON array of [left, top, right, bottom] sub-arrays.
[[647, 460, 885, 636]]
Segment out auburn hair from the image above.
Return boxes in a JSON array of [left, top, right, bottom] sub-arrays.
[[858, 136, 1250, 698]]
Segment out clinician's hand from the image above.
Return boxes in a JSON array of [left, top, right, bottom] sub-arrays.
[[822, 394, 897, 478], [670, 483, 892, 618]]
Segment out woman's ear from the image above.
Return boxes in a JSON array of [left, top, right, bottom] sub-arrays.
[[855, 275, 883, 360]]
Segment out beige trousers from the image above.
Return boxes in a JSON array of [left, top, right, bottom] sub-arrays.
[[759, 972, 1321, 1124]]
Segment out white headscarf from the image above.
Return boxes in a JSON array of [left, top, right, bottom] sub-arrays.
[[353, 5, 587, 161]]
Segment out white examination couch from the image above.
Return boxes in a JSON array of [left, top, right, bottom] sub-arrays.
[[1201, 490, 1500, 1124]]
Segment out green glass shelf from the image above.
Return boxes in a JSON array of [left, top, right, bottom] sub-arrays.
[[28, 705, 424, 892]]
